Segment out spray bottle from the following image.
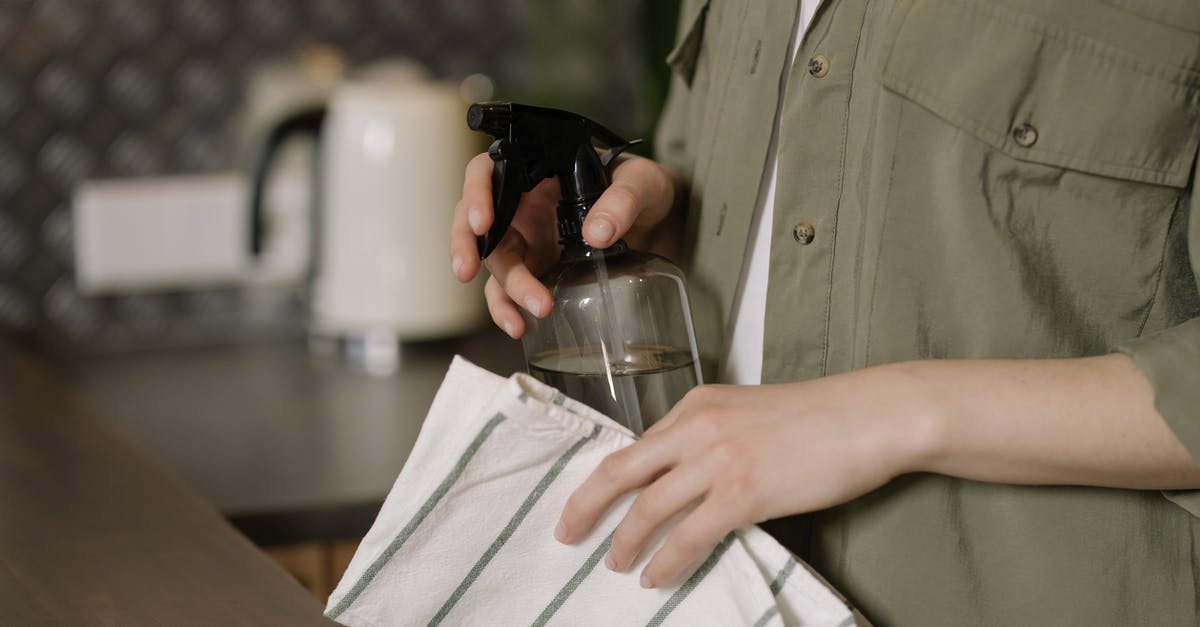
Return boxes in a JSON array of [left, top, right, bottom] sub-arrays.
[[468, 102, 702, 435]]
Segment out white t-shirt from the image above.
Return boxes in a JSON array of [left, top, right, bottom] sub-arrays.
[[718, 0, 821, 385]]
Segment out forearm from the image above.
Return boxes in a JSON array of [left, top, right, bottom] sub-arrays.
[[558, 351, 1200, 586], [886, 354, 1200, 490]]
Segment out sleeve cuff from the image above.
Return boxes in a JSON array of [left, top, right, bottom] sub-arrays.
[[1116, 317, 1200, 464]]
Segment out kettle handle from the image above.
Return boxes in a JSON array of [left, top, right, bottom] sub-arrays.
[[248, 106, 326, 257]]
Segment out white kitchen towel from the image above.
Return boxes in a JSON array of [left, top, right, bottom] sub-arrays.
[[325, 356, 857, 627]]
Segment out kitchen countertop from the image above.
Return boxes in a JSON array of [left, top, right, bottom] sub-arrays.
[[56, 327, 525, 544], [0, 335, 334, 624]]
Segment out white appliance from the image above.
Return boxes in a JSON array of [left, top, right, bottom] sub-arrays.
[[250, 62, 486, 355]]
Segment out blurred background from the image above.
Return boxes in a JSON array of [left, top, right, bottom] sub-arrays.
[[0, 0, 679, 351], [0, 0, 683, 603]]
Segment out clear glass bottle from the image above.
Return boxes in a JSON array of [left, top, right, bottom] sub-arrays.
[[466, 102, 703, 434], [523, 240, 702, 435]]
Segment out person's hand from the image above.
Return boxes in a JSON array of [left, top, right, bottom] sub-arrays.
[[449, 152, 677, 338], [553, 369, 934, 588]]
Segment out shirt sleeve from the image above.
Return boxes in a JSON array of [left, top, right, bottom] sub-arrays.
[[1116, 153, 1200, 512], [1118, 318, 1200, 462]]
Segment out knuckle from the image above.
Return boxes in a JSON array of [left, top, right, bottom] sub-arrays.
[[608, 152, 638, 174], [686, 379, 720, 405], [597, 450, 632, 483], [681, 384, 715, 408], [485, 300, 507, 325], [669, 527, 706, 556], [602, 185, 640, 218], [484, 283, 509, 313], [624, 494, 662, 530], [731, 463, 758, 492], [485, 296, 504, 319], [484, 252, 525, 283], [483, 276, 503, 299], [682, 409, 723, 443], [610, 523, 638, 558], [709, 440, 746, 469], [501, 270, 535, 299], [451, 229, 475, 252], [651, 164, 673, 204], [718, 474, 758, 514]]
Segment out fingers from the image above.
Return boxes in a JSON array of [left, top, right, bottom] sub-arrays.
[[462, 153, 496, 235], [450, 203, 481, 282], [484, 276, 524, 338], [458, 152, 558, 324], [556, 384, 748, 589], [640, 497, 739, 588], [450, 153, 496, 282], [556, 438, 674, 545], [582, 156, 674, 248], [605, 464, 708, 574], [484, 228, 552, 320]]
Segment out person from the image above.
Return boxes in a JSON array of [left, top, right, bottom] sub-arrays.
[[449, 0, 1200, 623]]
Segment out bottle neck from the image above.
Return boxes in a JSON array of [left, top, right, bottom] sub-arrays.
[[556, 193, 601, 247], [561, 238, 628, 260]]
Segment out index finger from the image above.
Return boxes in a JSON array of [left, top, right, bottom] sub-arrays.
[[462, 152, 496, 233], [581, 156, 674, 249], [556, 435, 675, 544], [450, 153, 496, 281]]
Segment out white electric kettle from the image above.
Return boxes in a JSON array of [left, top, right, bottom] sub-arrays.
[[250, 62, 486, 361]]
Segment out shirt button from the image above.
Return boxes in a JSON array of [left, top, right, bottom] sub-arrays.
[[1012, 123, 1038, 147], [807, 54, 830, 78], [792, 222, 816, 245]]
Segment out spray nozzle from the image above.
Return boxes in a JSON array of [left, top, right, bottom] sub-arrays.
[[466, 102, 641, 259]]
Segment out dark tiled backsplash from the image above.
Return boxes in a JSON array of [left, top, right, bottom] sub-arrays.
[[0, 0, 648, 349]]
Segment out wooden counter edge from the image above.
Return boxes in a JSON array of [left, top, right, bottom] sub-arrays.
[[0, 335, 336, 626]]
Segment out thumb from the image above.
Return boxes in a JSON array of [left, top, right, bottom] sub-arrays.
[[583, 184, 640, 248], [583, 157, 675, 248]]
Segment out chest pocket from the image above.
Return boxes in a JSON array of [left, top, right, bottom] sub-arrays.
[[879, 0, 1200, 188]]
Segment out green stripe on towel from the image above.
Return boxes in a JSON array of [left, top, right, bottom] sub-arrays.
[[428, 424, 603, 626], [769, 558, 797, 596], [749, 557, 798, 627], [325, 413, 508, 620], [531, 531, 616, 626], [644, 533, 736, 627]]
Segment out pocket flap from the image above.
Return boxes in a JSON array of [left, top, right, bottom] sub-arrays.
[[879, 0, 1200, 187], [665, 0, 712, 86]]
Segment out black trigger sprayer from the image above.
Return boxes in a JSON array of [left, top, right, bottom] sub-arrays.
[[467, 102, 703, 435]]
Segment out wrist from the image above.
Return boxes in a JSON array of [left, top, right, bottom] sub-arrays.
[[869, 361, 947, 477]]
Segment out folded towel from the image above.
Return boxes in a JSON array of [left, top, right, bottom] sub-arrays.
[[325, 356, 857, 626]]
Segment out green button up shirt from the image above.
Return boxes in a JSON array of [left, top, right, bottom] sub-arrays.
[[654, 0, 1200, 623]]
